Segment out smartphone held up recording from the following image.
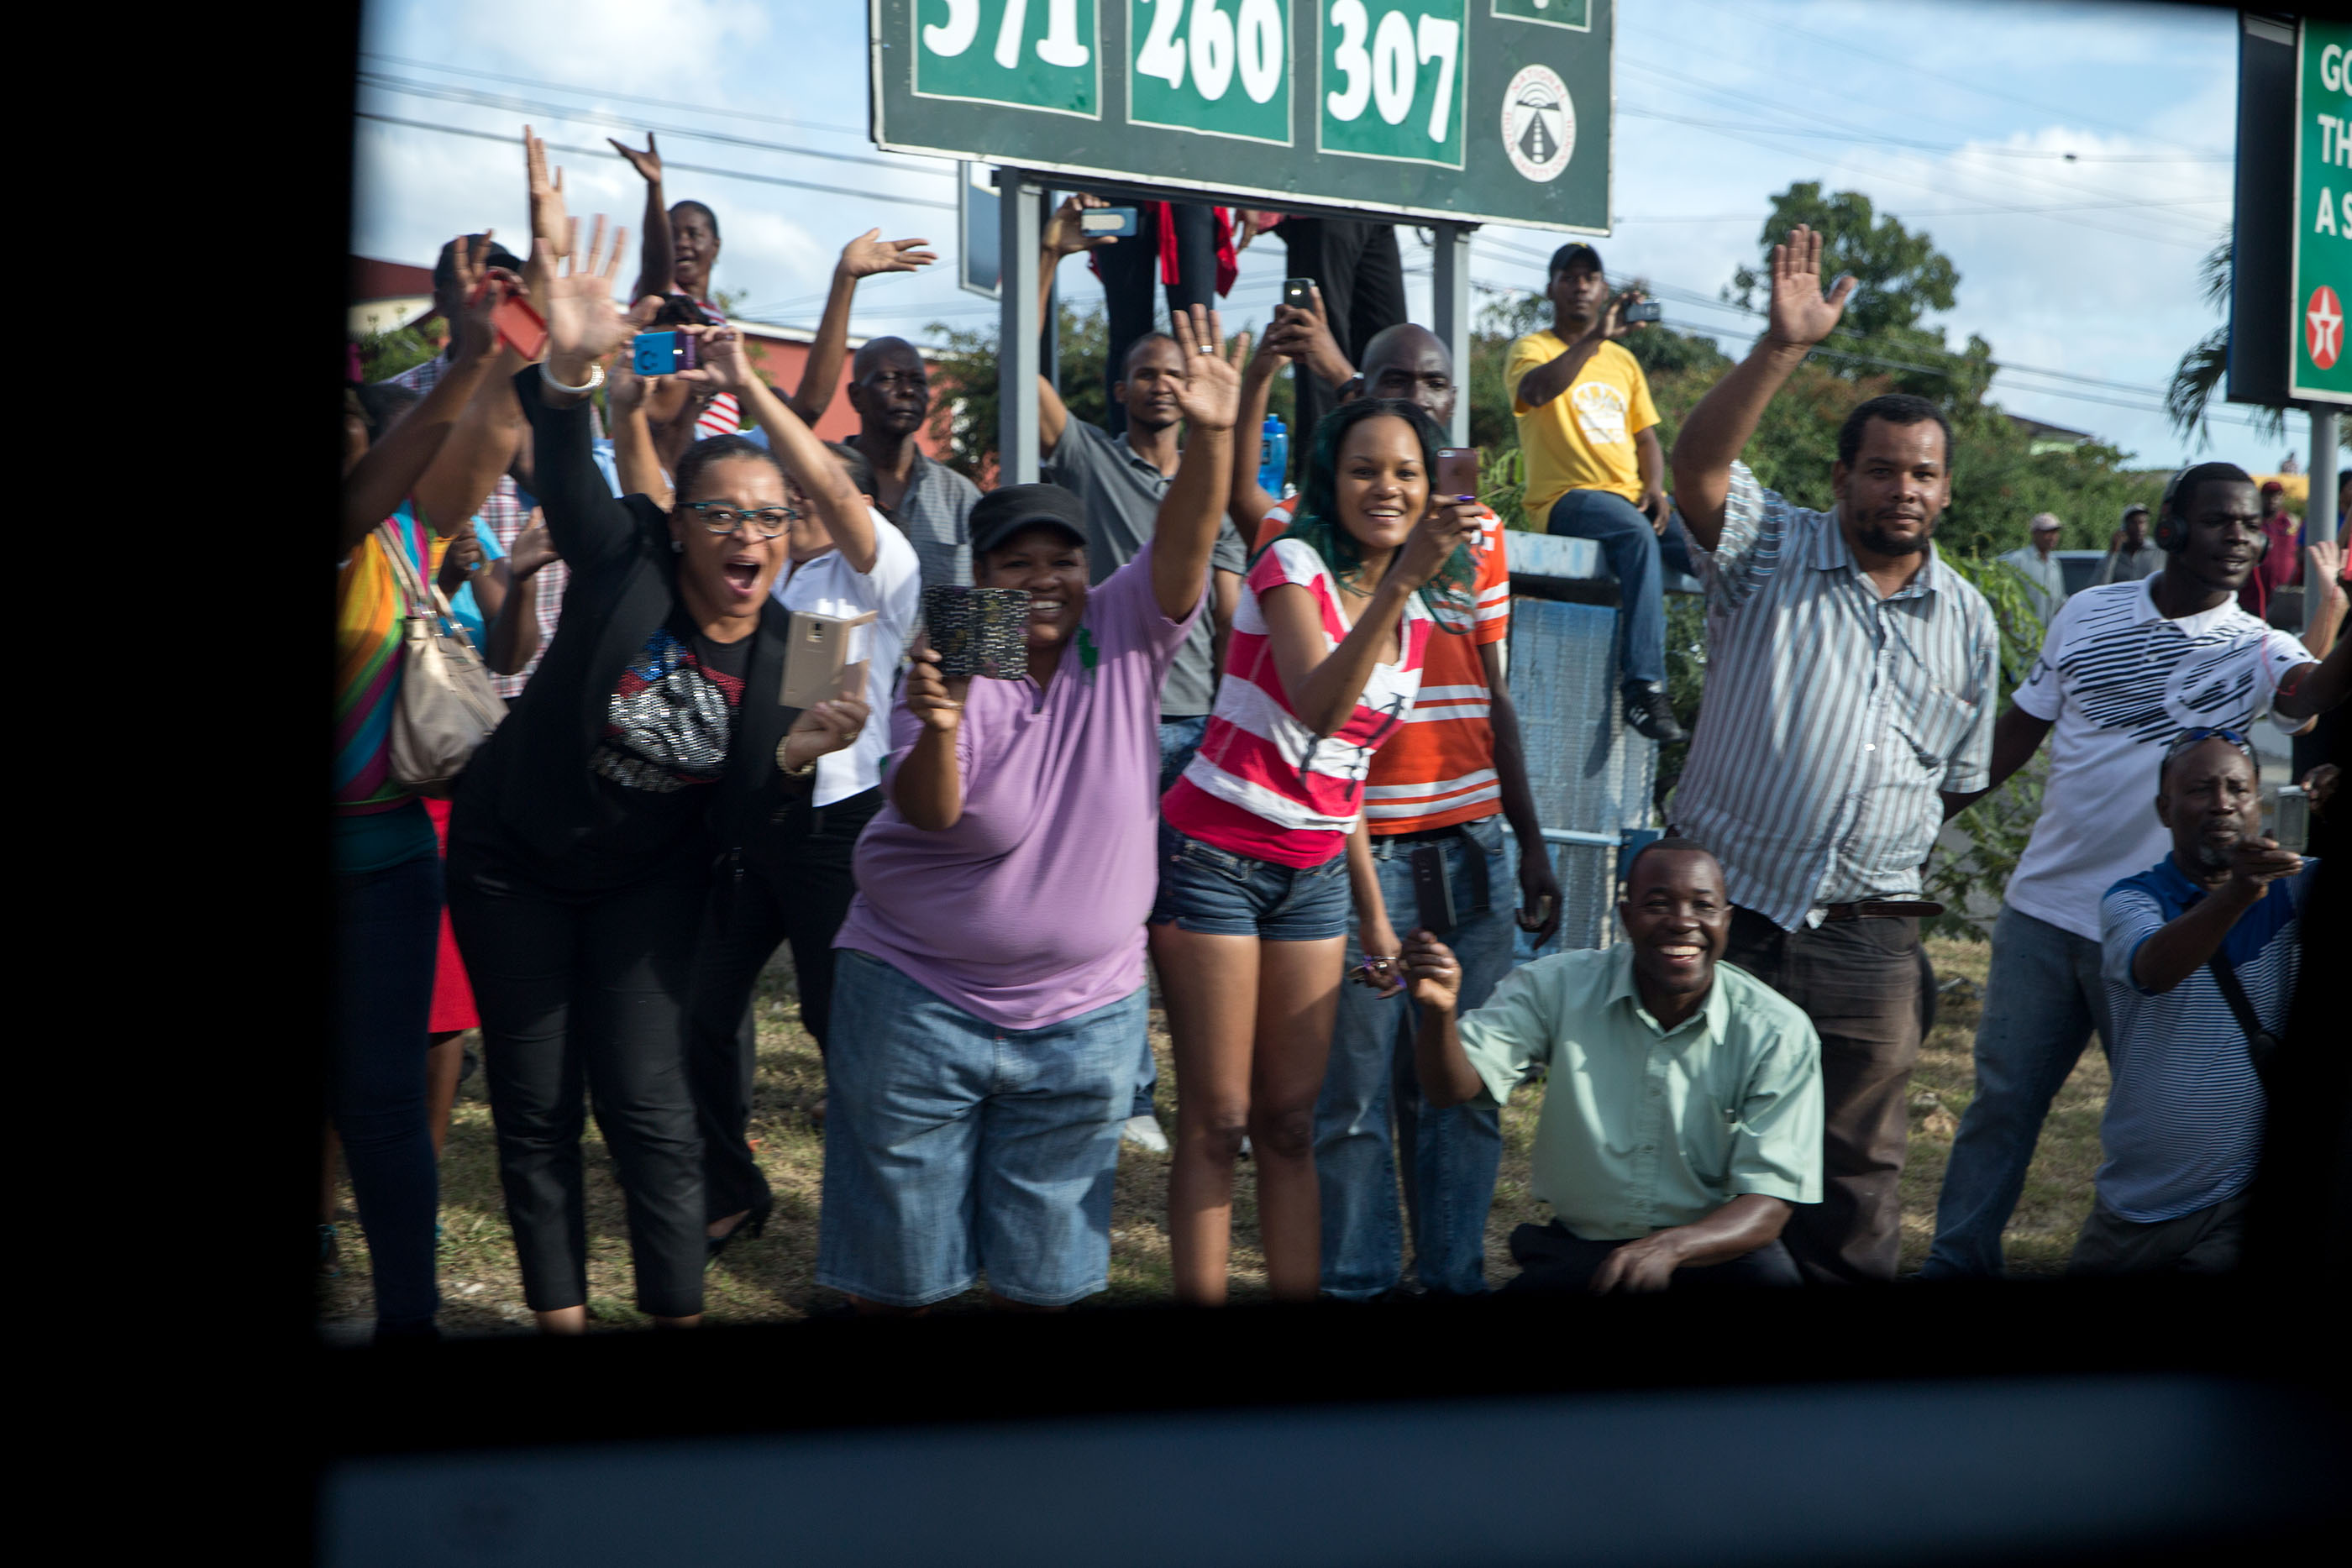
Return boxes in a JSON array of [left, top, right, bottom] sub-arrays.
[[632, 330, 701, 377], [1283, 277, 1315, 312], [779, 608, 877, 711], [1621, 300, 1663, 324], [2270, 786, 2310, 855], [922, 585, 1031, 681], [1434, 448, 1483, 501], [1079, 207, 1140, 238]]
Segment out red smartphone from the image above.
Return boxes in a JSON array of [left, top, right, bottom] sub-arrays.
[[1434, 447, 1482, 501], [492, 294, 549, 360]]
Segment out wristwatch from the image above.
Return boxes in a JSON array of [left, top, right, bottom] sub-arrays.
[[775, 737, 818, 779]]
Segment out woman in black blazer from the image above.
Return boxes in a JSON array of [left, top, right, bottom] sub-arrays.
[[447, 210, 867, 1331]]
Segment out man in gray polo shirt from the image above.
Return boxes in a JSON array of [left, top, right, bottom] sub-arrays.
[[845, 335, 981, 591]]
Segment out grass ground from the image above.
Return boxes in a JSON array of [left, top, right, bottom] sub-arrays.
[[319, 936, 2109, 1335]]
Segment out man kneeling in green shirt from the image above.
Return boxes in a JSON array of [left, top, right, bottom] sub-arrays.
[[1405, 839, 1824, 1292]]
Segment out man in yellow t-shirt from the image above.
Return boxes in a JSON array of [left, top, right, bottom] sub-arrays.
[[1506, 242, 1685, 742]]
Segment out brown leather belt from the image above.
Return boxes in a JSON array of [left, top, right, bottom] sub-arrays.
[[1821, 900, 1944, 921]]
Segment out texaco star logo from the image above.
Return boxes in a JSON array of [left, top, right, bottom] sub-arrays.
[[2307, 285, 2343, 371]]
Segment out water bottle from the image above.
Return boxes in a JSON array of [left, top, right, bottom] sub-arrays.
[[1257, 414, 1288, 495]]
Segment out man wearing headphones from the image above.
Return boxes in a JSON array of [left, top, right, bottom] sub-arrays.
[[1920, 461, 2349, 1278]]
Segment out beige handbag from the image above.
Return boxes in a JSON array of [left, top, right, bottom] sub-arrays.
[[376, 519, 508, 798]]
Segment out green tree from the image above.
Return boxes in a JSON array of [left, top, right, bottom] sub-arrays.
[[1730, 183, 1958, 368], [2162, 228, 2303, 451], [354, 323, 442, 383]]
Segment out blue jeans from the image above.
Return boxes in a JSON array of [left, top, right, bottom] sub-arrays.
[[1542, 489, 1689, 687], [1313, 815, 1514, 1298], [1149, 823, 1354, 939], [1137, 716, 1212, 1118], [817, 950, 1144, 1307], [332, 850, 444, 1335], [1920, 905, 2114, 1279]]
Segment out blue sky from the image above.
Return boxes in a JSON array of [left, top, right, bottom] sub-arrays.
[[354, 0, 2306, 482]]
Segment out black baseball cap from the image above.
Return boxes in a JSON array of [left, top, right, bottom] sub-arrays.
[[433, 233, 527, 294], [969, 483, 1088, 559], [1548, 242, 1604, 277]]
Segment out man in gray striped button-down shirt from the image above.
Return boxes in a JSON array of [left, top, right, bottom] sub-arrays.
[[1667, 225, 1998, 1285]]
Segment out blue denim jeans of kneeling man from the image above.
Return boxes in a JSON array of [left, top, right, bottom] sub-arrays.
[[816, 949, 1144, 1308], [1313, 813, 1514, 1298]]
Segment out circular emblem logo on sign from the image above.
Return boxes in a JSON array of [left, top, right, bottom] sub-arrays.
[[2307, 285, 2343, 370], [1502, 66, 1575, 183]]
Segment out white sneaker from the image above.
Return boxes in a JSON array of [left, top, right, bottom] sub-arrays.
[[1121, 1114, 1170, 1154]]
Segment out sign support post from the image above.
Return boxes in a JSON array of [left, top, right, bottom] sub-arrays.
[[1431, 222, 1473, 447], [999, 171, 1041, 486], [2312, 408, 2339, 544]]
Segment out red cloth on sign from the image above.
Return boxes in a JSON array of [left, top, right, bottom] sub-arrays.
[[1088, 203, 1238, 298], [423, 796, 479, 1033]]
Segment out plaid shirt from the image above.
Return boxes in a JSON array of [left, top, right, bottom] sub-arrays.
[[384, 354, 569, 696]]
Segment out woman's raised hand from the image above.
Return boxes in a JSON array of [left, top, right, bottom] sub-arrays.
[[840, 228, 937, 279], [1397, 496, 1484, 590], [538, 212, 633, 369], [607, 132, 661, 186], [671, 323, 755, 395], [902, 642, 969, 735], [780, 695, 873, 774], [1168, 304, 1249, 433], [444, 236, 511, 363]]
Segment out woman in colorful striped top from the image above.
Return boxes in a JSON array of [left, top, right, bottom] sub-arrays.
[[1154, 398, 1483, 1303], [333, 239, 512, 1340]]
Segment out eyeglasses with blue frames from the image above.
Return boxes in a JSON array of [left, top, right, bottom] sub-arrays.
[[682, 501, 800, 541], [2166, 726, 2251, 754]]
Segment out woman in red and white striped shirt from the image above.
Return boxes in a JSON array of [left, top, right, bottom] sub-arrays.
[[1154, 397, 1482, 1303]]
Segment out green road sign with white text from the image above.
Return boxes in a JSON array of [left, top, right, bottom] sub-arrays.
[[2291, 18, 2352, 403], [874, 0, 1613, 233]]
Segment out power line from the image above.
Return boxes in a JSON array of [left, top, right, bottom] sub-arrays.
[[354, 113, 958, 210], [359, 51, 868, 139], [359, 72, 952, 177], [1614, 57, 2219, 248], [1476, 232, 2203, 402], [1618, 107, 2230, 164], [1607, 191, 2227, 225], [1679, 0, 2221, 160]]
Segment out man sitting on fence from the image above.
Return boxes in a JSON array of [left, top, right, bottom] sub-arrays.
[[1400, 839, 1822, 1293]]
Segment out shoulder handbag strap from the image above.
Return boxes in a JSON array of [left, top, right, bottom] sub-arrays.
[[375, 516, 485, 653], [2204, 947, 2281, 1078]]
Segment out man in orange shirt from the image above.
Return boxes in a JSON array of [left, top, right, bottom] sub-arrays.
[[1231, 317, 1562, 1298]]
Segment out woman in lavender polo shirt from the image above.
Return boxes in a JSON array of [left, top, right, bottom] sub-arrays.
[[819, 308, 1250, 1311]]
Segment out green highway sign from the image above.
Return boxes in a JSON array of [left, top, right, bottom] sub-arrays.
[[2291, 18, 2351, 404], [871, 0, 1614, 232]]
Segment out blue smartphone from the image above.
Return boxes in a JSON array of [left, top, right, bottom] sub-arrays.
[[1079, 206, 1139, 239], [632, 331, 700, 376]]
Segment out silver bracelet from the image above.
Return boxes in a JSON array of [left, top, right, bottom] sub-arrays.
[[543, 360, 606, 396]]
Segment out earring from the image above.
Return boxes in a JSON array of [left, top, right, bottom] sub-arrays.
[[671, 539, 684, 553]]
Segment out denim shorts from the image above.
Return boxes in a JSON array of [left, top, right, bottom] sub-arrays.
[[816, 949, 1143, 1308], [1148, 822, 1352, 941]]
